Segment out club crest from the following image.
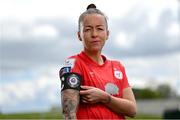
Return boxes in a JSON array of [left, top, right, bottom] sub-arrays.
[[114, 70, 123, 80]]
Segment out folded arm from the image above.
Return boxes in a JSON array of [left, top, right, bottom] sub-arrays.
[[80, 86, 137, 118], [104, 87, 137, 117]]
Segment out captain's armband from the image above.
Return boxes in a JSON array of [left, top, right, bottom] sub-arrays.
[[59, 67, 82, 91]]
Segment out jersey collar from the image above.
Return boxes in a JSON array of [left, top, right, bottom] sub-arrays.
[[80, 51, 108, 67]]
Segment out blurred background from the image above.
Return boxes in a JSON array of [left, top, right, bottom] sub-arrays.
[[0, 0, 180, 119]]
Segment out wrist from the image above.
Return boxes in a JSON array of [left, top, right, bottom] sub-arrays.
[[102, 93, 111, 104]]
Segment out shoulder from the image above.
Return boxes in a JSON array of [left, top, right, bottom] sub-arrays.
[[64, 55, 77, 67], [63, 54, 82, 74], [63, 53, 82, 68], [111, 59, 125, 68]]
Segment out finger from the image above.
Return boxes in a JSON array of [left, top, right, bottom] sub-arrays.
[[84, 98, 95, 104], [81, 86, 94, 90], [82, 98, 91, 103], [80, 90, 89, 95], [82, 99, 88, 103], [81, 97, 96, 104], [81, 97, 88, 102], [81, 97, 89, 103], [81, 95, 90, 100]]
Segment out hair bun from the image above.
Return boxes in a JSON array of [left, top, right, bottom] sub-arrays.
[[87, 4, 96, 10]]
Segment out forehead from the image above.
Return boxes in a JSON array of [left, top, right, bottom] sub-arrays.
[[82, 14, 106, 27]]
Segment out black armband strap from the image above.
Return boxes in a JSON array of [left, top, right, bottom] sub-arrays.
[[59, 67, 81, 91]]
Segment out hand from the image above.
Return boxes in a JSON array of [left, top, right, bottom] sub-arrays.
[[80, 86, 109, 104]]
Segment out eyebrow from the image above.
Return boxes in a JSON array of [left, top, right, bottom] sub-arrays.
[[84, 25, 105, 28]]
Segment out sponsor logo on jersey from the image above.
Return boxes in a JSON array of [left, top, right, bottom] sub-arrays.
[[105, 83, 119, 95], [65, 58, 75, 68], [114, 70, 123, 80]]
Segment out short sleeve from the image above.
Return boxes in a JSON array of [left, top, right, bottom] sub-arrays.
[[63, 56, 82, 75], [121, 65, 130, 90]]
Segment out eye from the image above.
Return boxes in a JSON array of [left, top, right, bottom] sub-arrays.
[[84, 28, 91, 32], [97, 28, 104, 31]]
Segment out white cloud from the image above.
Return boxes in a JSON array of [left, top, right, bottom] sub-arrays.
[[144, 0, 178, 28], [129, 77, 148, 89], [166, 22, 180, 48], [0, 80, 36, 106], [0, 21, 58, 41], [31, 24, 58, 38], [1, 22, 25, 40], [0, 0, 177, 21], [115, 32, 134, 49], [0, 0, 96, 20], [0, 67, 61, 113], [123, 53, 180, 93], [167, 22, 180, 37], [96, 0, 138, 19]]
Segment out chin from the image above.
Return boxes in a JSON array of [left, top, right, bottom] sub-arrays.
[[90, 48, 102, 52]]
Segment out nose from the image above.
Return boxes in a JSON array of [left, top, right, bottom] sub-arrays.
[[91, 29, 98, 38]]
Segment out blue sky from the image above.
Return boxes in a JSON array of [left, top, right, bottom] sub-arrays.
[[0, 0, 180, 113]]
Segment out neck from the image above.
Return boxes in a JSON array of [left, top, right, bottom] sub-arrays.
[[84, 49, 104, 65]]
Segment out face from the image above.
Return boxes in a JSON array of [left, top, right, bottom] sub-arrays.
[[78, 14, 109, 53]]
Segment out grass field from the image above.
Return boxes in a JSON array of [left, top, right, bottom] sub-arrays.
[[0, 112, 162, 119], [127, 114, 162, 120], [0, 111, 63, 119]]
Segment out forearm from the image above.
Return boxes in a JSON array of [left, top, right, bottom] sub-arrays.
[[61, 89, 80, 119], [104, 95, 136, 117], [102, 87, 136, 117]]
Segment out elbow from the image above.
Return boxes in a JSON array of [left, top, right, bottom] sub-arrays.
[[128, 110, 136, 118], [127, 105, 137, 118]]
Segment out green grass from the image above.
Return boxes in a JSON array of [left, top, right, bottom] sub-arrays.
[[0, 112, 161, 119], [0, 111, 64, 119], [127, 113, 162, 120]]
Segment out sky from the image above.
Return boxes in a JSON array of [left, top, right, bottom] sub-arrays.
[[0, 0, 180, 113]]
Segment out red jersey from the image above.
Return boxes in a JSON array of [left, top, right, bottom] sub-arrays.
[[64, 51, 130, 119]]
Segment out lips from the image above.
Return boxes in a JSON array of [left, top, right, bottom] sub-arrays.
[[91, 40, 100, 43], [90, 41, 101, 45], [91, 39, 101, 43]]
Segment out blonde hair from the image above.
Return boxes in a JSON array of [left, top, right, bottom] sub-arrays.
[[78, 4, 108, 31]]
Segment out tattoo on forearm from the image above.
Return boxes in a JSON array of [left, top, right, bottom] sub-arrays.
[[62, 89, 80, 119]]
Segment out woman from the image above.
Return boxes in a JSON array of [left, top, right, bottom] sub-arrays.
[[60, 3, 137, 119]]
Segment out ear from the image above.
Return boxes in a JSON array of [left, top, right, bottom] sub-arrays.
[[77, 31, 82, 41]]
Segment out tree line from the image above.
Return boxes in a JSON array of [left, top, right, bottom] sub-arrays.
[[133, 84, 179, 99]]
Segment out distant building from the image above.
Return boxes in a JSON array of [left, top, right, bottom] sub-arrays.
[[137, 99, 180, 116]]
